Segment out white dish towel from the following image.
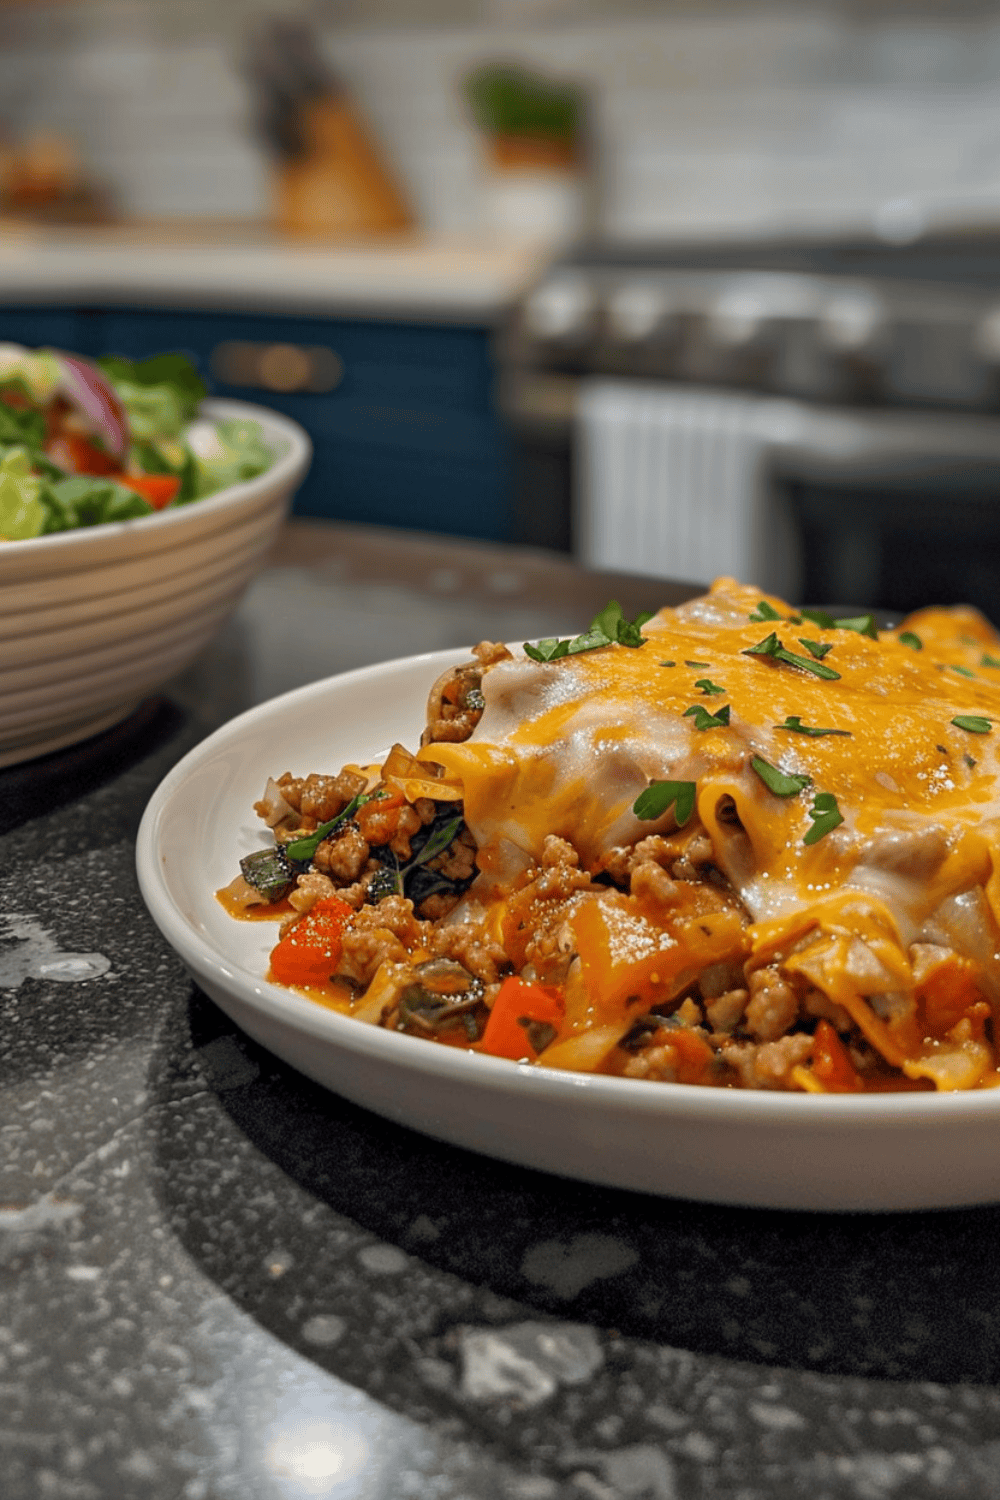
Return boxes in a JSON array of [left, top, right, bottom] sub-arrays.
[[576, 380, 805, 599]]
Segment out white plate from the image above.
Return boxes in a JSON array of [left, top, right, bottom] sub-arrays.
[[137, 650, 1000, 1213]]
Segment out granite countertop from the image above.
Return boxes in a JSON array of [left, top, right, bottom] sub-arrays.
[[5, 519, 1000, 1500], [0, 223, 550, 321]]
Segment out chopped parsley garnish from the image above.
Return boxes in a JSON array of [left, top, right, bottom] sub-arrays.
[[799, 608, 836, 629], [800, 608, 879, 639], [804, 791, 844, 845], [749, 600, 782, 621], [684, 659, 710, 668], [981, 652, 1000, 669], [684, 703, 731, 730], [952, 715, 992, 734], [775, 715, 851, 738], [965, 754, 978, 769], [832, 613, 879, 639], [524, 636, 579, 662], [899, 631, 923, 650], [633, 779, 697, 826], [693, 677, 726, 695], [798, 638, 833, 660], [751, 756, 811, 797], [743, 632, 841, 680], [949, 664, 976, 679], [782, 649, 841, 681], [592, 599, 655, 646], [743, 631, 781, 656], [524, 600, 653, 661], [659, 660, 676, 668]]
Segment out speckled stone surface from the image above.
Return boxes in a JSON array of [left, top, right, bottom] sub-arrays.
[[6, 521, 1000, 1500]]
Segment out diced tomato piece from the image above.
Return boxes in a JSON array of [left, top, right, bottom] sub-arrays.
[[116, 472, 181, 509], [60, 433, 120, 476], [918, 953, 985, 1036], [811, 1019, 860, 1092], [269, 896, 354, 987], [480, 975, 564, 1061]]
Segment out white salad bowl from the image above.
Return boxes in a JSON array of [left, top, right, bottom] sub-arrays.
[[0, 397, 311, 766]]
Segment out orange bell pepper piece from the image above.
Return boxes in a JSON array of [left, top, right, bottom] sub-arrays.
[[811, 1018, 860, 1092], [571, 890, 747, 1027], [269, 896, 354, 987], [480, 975, 565, 1061], [918, 952, 985, 1037]]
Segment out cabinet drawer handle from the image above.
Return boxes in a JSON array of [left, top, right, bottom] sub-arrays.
[[210, 341, 344, 393]]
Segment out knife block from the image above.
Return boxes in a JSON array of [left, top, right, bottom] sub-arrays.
[[274, 95, 413, 239]]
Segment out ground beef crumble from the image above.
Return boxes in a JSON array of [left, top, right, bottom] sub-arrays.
[[244, 645, 890, 1090], [421, 641, 512, 746], [271, 769, 365, 823], [721, 1034, 814, 1090]]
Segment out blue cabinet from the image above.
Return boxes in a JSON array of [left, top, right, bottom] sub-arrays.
[[0, 307, 100, 353], [0, 304, 513, 543]]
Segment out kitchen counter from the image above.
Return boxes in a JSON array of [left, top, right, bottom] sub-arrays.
[[0, 233, 541, 540], [6, 518, 1000, 1500], [0, 222, 550, 322]]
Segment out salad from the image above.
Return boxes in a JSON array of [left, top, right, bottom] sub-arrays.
[[0, 345, 273, 540]]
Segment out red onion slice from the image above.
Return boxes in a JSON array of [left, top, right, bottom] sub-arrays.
[[53, 353, 130, 460]]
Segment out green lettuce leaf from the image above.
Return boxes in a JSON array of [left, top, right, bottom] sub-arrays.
[[0, 400, 46, 450], [0, 346, 61, 405], [100, 353, 207, 440], [39, 474, 153, 533], [191, 418, 271, 498], [0, 447, 45, 539]]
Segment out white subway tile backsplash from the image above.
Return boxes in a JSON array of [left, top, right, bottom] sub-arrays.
[[4, 4, 1000, 239], [110, 142, 269, 219]]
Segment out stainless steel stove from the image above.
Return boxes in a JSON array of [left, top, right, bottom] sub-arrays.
[[499, 233, 1000, 616]]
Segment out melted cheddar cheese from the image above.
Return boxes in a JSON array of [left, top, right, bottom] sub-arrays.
[[425, 579, 1000, 1090]]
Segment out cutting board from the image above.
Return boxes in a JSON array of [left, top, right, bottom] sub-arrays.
[[275, 95, 413, 239]]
